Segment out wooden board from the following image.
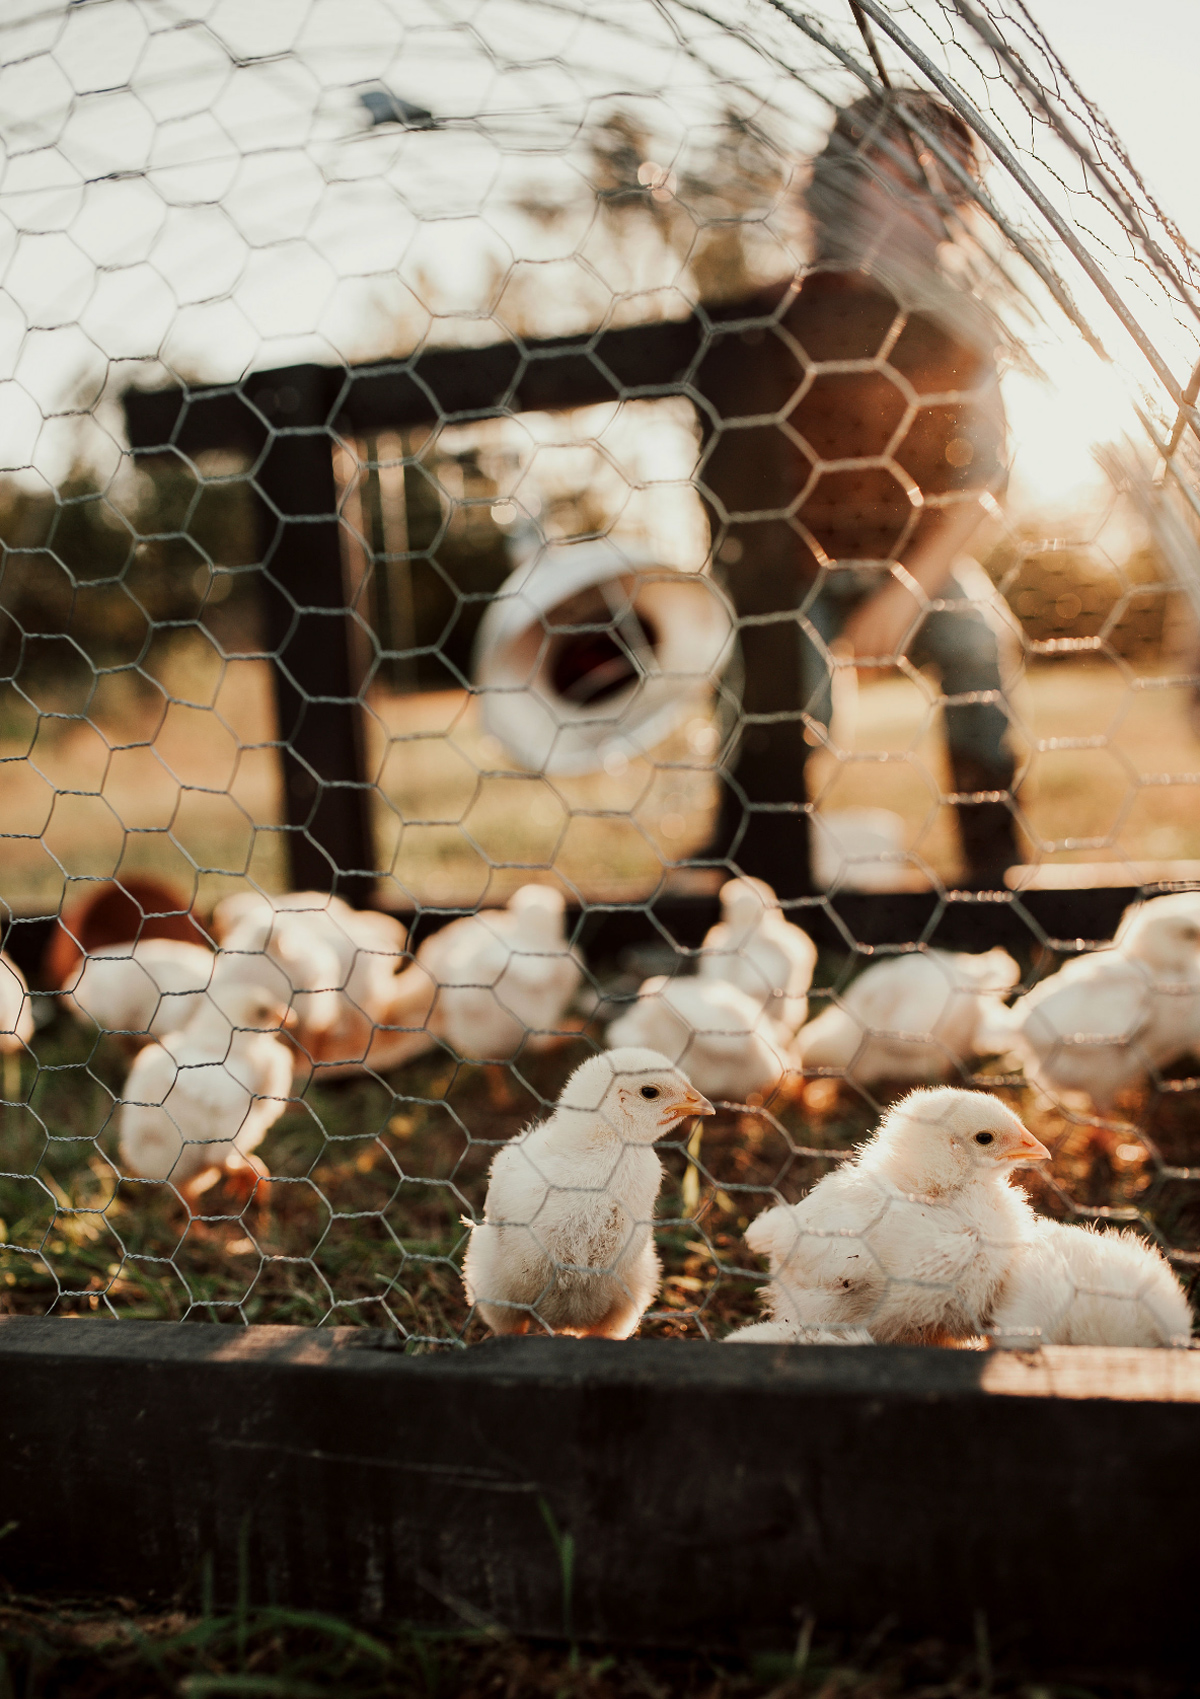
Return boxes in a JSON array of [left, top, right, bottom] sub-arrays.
[[0, 1317, 1194, 1666]]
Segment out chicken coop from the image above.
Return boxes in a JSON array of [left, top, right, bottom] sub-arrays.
[[1, 0, 1200, 1667]]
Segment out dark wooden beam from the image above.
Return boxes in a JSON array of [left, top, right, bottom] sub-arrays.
[[118, 307, 1127, 908], [0, 1317, 1194, 1667], [116, 306, 900, 903], [122, 321, 706, 460]]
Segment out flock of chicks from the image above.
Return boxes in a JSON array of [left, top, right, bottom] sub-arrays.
[[467, 1058, 1191, 1349], [0, 875, 1198, 1349], [0, 884, 578, 1207]]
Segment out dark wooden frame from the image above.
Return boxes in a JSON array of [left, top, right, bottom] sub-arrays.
[[1, 1315, 1195, 1667], [115, 324, 1187, 961], [119, 308, 864, 916], [122, 326, 710, 909]]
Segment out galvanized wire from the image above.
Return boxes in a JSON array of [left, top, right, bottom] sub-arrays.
[[0, 0, 1196, 1344]]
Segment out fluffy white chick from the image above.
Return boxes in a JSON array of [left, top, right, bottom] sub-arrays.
[[463, 1046, 713, 1337], [996, 893, 1200, 1112], [991, 1218, 1192, 1348], [606, 974, 790, 1104], [0, 950, 33, 1102], [118, 982, 295, 1207], [796, 947, 1020, 1086], [735, 1087, 1050, 1345], [213, 890, 430, 1077], [261, 894, 412, 1032], [216, 910, 341, 1043], [418, 886, 583, 1063], [699, 877, 817, 1034], [59, 938, 217, 1046]]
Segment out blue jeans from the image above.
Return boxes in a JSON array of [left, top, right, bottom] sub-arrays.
[[799, 570, 1018, 874]]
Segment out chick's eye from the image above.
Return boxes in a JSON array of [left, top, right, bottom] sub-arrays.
[[640, 1085, 660, 1100], [974, 1132, 994, 1146]]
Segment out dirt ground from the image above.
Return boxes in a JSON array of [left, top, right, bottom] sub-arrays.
[[0, 1586, 1185, 1699], [5, 654, 1200, 916]]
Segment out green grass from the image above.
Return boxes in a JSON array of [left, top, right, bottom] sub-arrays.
[[2, 967, 1198, 1341], [0, 1007, 841, 1339], [0, 1590, 1185, 1699]]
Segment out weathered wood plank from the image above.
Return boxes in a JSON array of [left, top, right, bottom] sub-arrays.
[[0, 1317, 1193, 1665]]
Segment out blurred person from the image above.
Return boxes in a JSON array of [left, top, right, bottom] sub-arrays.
[[701, 90, 1018, 893]]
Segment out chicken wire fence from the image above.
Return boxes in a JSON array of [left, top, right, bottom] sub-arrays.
[[0, 0, 1198, 1343]]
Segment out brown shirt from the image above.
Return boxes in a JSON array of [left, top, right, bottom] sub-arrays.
[[699, 269, 1006, 593]]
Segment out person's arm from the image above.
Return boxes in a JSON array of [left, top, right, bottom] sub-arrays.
[[839, 496, 988, 666]]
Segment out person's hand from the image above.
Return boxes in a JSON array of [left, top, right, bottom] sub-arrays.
[[840, 575, 926, 673]]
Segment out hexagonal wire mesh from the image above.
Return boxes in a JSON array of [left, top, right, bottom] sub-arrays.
[[0, 0, 1198, 1345]]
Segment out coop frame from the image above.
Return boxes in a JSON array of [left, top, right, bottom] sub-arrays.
[[100, 314, 1197, 972]]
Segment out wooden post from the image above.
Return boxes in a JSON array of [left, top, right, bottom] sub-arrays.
[[247, 367, 374, 902], [694, 315, 816, 899]]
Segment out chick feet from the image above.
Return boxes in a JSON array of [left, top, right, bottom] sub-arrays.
[[180, 1165, 225, 1212], [484, 1063, 518, 1111], [224, 1150, 272, 1209], [180, 1153, 271, 1216]]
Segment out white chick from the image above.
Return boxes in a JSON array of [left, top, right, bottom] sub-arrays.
[[735, 1087, 1050, 1345], [216, 910, 342, 1041], [418, 886, 583, 1063], [118, 981, 295, 1207], [991, 1218, 1192, 1348], [0, 951, 33, 1103], [996, 893, 1200, 1112], [250, 893, 411, 1026], [59, 938, 217, 1046], [797, 947, 1020, 1086], [699, 877, 817, 1034], [606, 974, 790, 1104], [213, 890, 428, 1077], [463, 1046, 713, 1337]]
